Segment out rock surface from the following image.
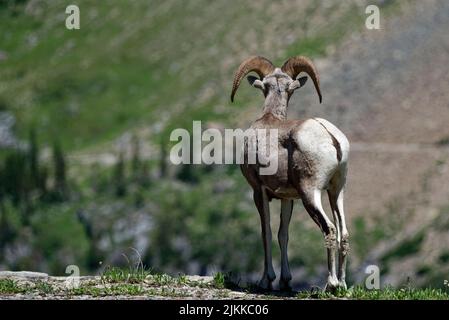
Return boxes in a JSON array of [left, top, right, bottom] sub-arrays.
[[0, 271, 293, 300]]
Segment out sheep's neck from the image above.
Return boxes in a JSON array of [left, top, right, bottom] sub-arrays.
[[262, 92, 288, 120]]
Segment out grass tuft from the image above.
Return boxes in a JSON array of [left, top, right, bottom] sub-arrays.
[[34, 280, 54, 295], [0, 279, 25, 294], [213, 272, 226, 289], [100, 266, 152, 284]]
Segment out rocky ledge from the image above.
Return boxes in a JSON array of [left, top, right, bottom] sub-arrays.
[[0, 271, 292, 300]]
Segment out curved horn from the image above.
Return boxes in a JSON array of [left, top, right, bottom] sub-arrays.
[[281, 56, 322, 103], [230, 56, 275, 102]]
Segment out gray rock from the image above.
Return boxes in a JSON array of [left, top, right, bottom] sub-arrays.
[[0, 271, 49, 280]]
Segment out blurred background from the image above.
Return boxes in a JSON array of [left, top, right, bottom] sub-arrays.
[[0, 0, 448, 289]]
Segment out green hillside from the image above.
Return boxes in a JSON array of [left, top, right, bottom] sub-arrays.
[[0, 0, 374, 151]]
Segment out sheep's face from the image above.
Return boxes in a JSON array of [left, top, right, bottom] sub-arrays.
[[247, 68, 308, 100]]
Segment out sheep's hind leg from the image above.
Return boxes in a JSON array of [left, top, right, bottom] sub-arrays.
[[253, 188, 276, 290], [328, 187, 349, 290], [301, 188, 339, 292]]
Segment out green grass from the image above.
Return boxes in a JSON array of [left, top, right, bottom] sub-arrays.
[[100, 265, 152, 284], [34, 280, 55, 295], [0, 278, 54, 296], [213, 272, 226, 289], [297, 286, 449, 300], [0, 279, 25, 294]]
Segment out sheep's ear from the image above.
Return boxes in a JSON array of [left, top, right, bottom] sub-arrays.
[[288, 76, 308, 92], [247, 75, 265, 91]]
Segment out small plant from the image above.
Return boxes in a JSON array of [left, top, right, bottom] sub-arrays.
[[34, 281, 54, 295], [0, 279, 25, 294], [150, 273, 174, 286], [177, 274, 188, 285], [101, 249, 152, 284], [101, 266, 152, 284], [213, 272, 226, 289], [212, 272, 243, 291]]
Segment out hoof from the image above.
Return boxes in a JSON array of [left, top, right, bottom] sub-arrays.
[[258, 277, 274, 291], [279, 279, 292, 292], [325, 278, 347, 294], [338, 280, 347, 290], [324, 277, 340, 294]]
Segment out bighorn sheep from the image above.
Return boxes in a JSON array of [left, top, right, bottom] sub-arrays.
[[231, 56, 350, 292]]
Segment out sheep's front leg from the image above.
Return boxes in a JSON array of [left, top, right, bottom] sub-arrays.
[[278, 199, 293, 291], [254, 188, 276, 290]]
